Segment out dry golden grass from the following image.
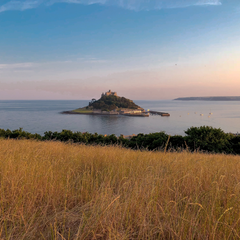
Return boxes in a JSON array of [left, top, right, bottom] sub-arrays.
[[1, 139, 240, 239]]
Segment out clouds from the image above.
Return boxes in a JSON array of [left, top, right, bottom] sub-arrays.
[[0, 1, 42, 12], [0, 58, 106, 70], [0, 62, 36, 69], [0, 0, 222, 13]]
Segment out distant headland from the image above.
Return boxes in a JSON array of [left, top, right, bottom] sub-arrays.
[[174, 96, 240, 101], [62, 90, 150, 117]]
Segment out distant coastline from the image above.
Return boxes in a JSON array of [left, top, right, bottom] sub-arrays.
[[174, 96, 240, 101]]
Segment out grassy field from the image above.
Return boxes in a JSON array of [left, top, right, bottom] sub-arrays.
[[72, 108, 93, 114], [1, 139, 240, 239]]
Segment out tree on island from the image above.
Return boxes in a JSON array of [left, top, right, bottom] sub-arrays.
[[88, 94, 141, 111]]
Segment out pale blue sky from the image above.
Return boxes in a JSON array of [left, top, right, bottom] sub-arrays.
[[0, 0, 240, 99]]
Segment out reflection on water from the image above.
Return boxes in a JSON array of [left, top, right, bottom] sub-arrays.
[[0, 100, 239, 136]]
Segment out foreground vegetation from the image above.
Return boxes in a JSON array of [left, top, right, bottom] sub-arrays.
[[1, 139, 240, 239], [0, 126, 240, 155]]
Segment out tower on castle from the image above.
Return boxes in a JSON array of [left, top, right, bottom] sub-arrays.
[[102, 90, 117, 97]]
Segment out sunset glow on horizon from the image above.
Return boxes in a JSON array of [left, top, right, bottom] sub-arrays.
[[1, 0, 240, 100]]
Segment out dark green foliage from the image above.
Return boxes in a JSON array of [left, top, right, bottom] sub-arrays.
[[128, 132, 169, 150], [89, 95, 140, 111], [229, 135, 240, 154], [0, 128, 42, 140], [1, 126, 240, 155], [168, 135, 185, 150], [118, 135, 130, 148], [184, 126, 232, 153]]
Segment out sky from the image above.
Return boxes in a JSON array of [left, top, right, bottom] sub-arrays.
[[0, 0, 240, 100]]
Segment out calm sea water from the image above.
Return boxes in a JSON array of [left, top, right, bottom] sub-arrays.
[[0, 100, 240, 136]]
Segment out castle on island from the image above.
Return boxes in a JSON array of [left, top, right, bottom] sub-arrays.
[[63, 89, 170, 117], [101, 90, 117, 98]]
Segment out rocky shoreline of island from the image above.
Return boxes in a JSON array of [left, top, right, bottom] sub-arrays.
[[61, 109, 150, 117]]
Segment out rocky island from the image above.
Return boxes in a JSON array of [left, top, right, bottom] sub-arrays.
[[62, 90, 150, 117]]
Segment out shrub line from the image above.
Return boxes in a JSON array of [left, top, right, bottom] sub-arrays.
[[0, 126, 239, 155]]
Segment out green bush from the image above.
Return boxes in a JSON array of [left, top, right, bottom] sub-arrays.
[[168, 135, 185, 150], [229, 135, 240, 154], [1, 126, 240, 155], [184, 126, 232, 153]]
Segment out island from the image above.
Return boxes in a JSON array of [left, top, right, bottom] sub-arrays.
[[174, 96, 240, 101], [62, 90, 150, 117]]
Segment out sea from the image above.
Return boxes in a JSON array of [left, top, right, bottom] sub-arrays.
[[0, 100, 240, 136]]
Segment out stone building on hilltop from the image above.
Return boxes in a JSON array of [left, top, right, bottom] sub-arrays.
[[101, 90, 117, 98]]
